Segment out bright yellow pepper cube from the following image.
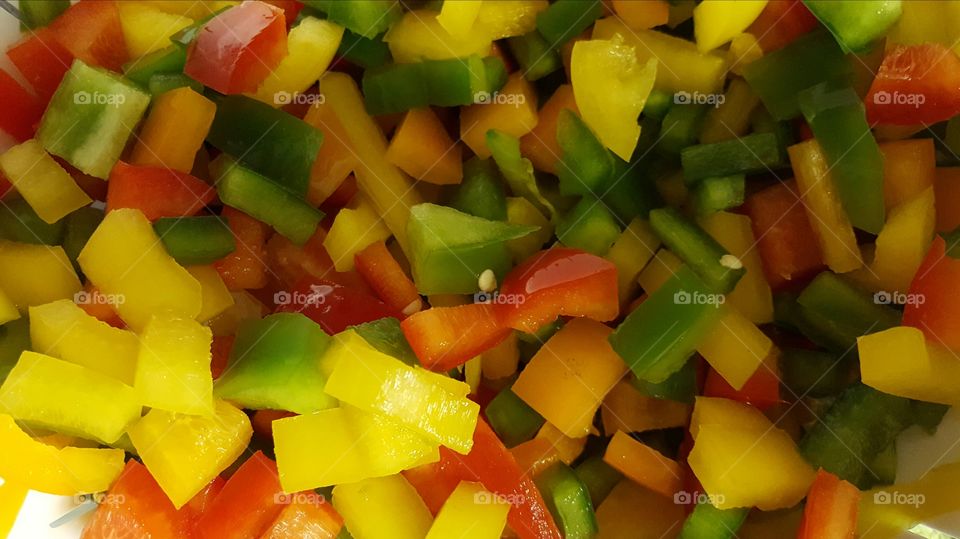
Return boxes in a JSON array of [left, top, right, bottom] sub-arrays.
[[29, 299, 139, 384], [187, 265, 235, 322], [535, 422, 587, 464], [129, 86, 216, 173], [78, 208, 202, 330], [869, 187, 935, 294], [512, 319, 629, 438], [693, 0, 768, 52], [636, 249, 683, 295], [699, 211, 773, 324], [696, 306, 774, 390], [606, 217, 661, 304], [333, 474, 434, 539], [474, 0, 548, 39], [385, 9, 493, 63], [323, 193, 391, 272], [460, 73, 539, 158], [252, 17, 343, 107], [117, 2, 192, 58], [425, 481, 509, 539], [0, 140, 92, 224], [0, 413, 125, 496], [0, 241, 81, 311], [0, 287, 20, 325], [274, 405, 440, 492], [127, 399, 251, 508], [0, 351, 141, 444], [436, 0, 482, 36], [858, 326, 960, 406], [135, 314, 214, 416], [323, 330, 479, 454]]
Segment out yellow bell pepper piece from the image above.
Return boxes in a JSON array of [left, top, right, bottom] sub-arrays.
[[425, 481, 509, 539], [0, 351, 141, 444], [78, 208, 202, 330], [135, 314, 213, 416], [636, 248, 682, 295], [880, 139, 936, 211], [0, 287, 20, 325], [0, 479, 27, 538], [207, 290, 267, 336], [187, 265, 234, 322], [127, 399, 251, 508], [699, 211, 773, 324], [505, 197, 553, 263], [788, 139, 864, 273], [593, 17, 728, 94], [437, 0, 483, 36], [699, 78, 760, 144], [535, 422, 586, 465], [385, 9, 493, 63], [29, 299, 138, 384], [322, 72, 424, 256], [594, 479, 685, 539], [481, 331, 519, 380], [274, 405, 439, 492], [693, 0, 768, 52], [858, 326, 960, 406], [864, 187, 935, 294], [465, 355, 482, 394], [727, 32, 763, 76], [117, 2, 192, 58], [886, 0, 960, 55], [323, 192, 391, 272], [473, 0, 548, 39], [696, 306, 774, 390], [333, 474, 434, 539], [0, 140, 92, 224], [252, 17, 343, 107], [0, 241, 81, 311], [0, 414, 124, 496], [130, 86, 216, 173], [688, 397, 815, 510], [512, 319, 629, 438], [571, 36, 657, 161], [323, 330, 480, 454], [460, 72, 539, 158], [606, 217, 660, 304], [859, 461, 960, 538], [601, 380, 690, 435]]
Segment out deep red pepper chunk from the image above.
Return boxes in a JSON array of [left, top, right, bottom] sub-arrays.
[[703, 365, 781, 411], [6, 28, 74, 103], [184, 1, 288, 95], [402, 303, 511, 371], [903, 236, 960, 351], [0, 69, 44, 142], [105, 162, 217, 221], [865, 43, 960, 126], [275, 278, 400, 334], [194, 451, 287, 538], [48, 0, 128, 71], [797, 469, 860, 539]]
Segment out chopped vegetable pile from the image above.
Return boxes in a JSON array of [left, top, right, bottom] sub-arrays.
[[2, 0, 960, 538]]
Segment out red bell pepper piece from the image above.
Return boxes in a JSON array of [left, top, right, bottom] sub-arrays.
[[355, 240, 422, 316], [80, 460, 224, 539], [0, 69, 43, 142], [184, 1, 288, 94], [58, 158, 110, 202], [703, 365, 781, 411], [903, 236, 960, 351], [76, 283, 126, 329], [744, 180, 824, 290], [747, 0, 819, 52], [0, 173, 12, 200], [275, 278, 400, 334], [49, 0, 128, 71], [405, 419, 562, 539], [210, 334, 235, 379], [194, 451, 286, 539], [6, 28, 74, 103], [252, 409, 296, 441], [402, 303, 511, 371], [495, 247, 619, 334], [105, 162, 217, 221], [865, 44, 960, 126], [262, 0, 305, 28], [797, 469, 860, 539], [260, 497, 343, 539]]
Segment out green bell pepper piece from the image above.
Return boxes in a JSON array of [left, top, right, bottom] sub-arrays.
[[780, 348, 850, 398], [796, 271, 900, 350], [557, 109, 614, 197], [0, 318, 30, 385], [681, 133, 782, 184], [123, 46, 187, 88], [602, 156, 660, 222], [38, 60, 151, 179], [536, 0, 604, 50], [361, 62, 429, 115], [743, 30, 853, 120], [610, 266, 723, 383], [556, 197, 620, 256], [350, 317, 419, 367], [213, 313, 337, 414], [18, 0, 69, 30], [207, 95, 323, 198], [798, 83, 885, 233], [147, 73, 203, 96], [643, 89, 673, 121], [629, 359, 697, 404], [487, 130, 558, 221], [508, 31, 562, 81], [911, 401, 950, 435], [303, 0, 401, 38], [659, 104, 709, 156], [803, 0, 902, 53], [406, 203, 537, 295], [213, 155, 323, 246], [573, 456, 622, 508], [678, 504, 749, 539], [63, 206, 104, 274], [451, 158, 508, 221], [153, 216, 236, 266], [337, 29, 391, 69], [486, 386, 545, 448], [649, 207, 745, 294], [0, 198, 65, 245], [534, 462, 599, 539], [749, 106, 793, 162], [800, 383, 912, 488], [692, 175, 745, 216], [773, 292, 851, 352]]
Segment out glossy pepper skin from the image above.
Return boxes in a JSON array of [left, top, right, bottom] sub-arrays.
[[866, 44, 960, 125], [797, 469, 860, 539], [903, 236, 960, 352], [402, 303, 510, 372]]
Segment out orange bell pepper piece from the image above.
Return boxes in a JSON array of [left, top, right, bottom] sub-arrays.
[[612, 0, 670, 29], [880, 139, 935, 210], [934, 167, 960, 232], [303, 99, 358, 206], [519, 84, 578, 175], [387, 108, 463, 185], [797, 469, 860, 539], [354, 240, 422, 316], [130, 87, 216, 173], [603, 430, 683, 499], [460, 72, 539, 158], [402, 303, 511, 371], [214, 207, 271, 290]]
